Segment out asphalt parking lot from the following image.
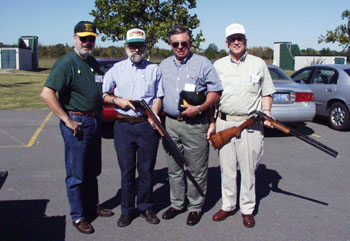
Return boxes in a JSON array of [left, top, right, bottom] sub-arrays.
[[0, 110, 349, 241]]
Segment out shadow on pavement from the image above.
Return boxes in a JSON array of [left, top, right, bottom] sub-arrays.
[[254, 164, 328, 215], [0, 171, 8, 190], [0, 199, 65, 241], [264, 122, 315, 137], [203, 166, 221, 213], [152, 166, 222, 214]]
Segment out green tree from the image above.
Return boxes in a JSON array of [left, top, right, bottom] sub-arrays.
[[318, 9, 350, 51], [301, 48, 319, 55], [218, 49, 227, 58], [90, 0, 204, 51], [204, 43, 218, 59]]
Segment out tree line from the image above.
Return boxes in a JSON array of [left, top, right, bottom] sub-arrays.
[[0, 41, 348, 62]]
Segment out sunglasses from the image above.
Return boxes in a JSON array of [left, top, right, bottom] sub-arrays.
[[128, 43, 146, 50], [228, 36, 245, 43], [79, 36, 96, 43], [172, 41, 189, 48]]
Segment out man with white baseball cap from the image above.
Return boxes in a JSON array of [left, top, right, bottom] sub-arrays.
[[102, 28, 163, 227], [211, 23, 275, 228]]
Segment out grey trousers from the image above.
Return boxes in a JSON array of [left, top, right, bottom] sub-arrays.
[[163, 116, 209, 212]]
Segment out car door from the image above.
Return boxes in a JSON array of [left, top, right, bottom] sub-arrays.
[[307, 67, 338, 116]]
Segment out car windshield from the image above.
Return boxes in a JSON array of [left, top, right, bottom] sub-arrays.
[[269, 67, 290, 81]]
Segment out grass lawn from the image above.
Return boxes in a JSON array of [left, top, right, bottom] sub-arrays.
[[0, 58, 57, 110], [0, 74, 48, 110]]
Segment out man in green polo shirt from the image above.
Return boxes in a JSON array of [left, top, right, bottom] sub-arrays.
[[40, 20, 113, 234]]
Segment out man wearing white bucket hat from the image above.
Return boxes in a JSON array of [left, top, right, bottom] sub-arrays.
[[212, 23, 275, 228]]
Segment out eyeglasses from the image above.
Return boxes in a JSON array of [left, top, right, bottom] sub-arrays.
[[79, 36, 96, 43], [172, 41, 189, 48], [128, 43, 146, 51], [228, 36, 245, 43]]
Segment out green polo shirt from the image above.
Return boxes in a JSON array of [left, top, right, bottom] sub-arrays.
[[44, 50, 103, 112], [214, 53, 275, 115]]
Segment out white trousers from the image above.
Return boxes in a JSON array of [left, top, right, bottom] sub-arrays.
[[216, 118, 264, 215]]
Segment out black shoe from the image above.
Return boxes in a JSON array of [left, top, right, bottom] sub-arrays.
[[117, 213, 137, 227], [186, 211, 201, 226], [162, 207, 184, 220], [140, 209, 160, 224]]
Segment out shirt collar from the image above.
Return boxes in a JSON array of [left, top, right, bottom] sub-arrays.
[[230, 51, 247, 64], [172, 52, 193, 66], [126, 57, 145, 68]]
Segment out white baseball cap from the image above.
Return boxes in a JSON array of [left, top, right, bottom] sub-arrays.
[[225, 23, 246, 38], [126, 28, 146, 44]]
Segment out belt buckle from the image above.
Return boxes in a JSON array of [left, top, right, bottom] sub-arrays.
[[129, 118, 137, 124]]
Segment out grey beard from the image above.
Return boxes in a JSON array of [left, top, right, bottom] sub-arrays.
[[126, 51, 145, 64], [77, 48, 92, 58]]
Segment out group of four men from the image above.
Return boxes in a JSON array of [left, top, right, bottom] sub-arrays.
[[41, 20, 275, 234]]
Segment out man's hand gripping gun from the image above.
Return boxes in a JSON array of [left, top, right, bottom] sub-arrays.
[[210, 111, 338, 158], [134, 100, 205, 197]]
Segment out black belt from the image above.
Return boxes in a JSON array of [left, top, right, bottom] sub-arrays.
[[218, 112, 251, 121], [166, 113, 206, 121]]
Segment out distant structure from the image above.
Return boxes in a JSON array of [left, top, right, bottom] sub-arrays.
[[273, 42, 346, 71], [0, 36, 39, 70]]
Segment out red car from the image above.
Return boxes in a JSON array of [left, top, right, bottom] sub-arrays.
[[96, 58, 123, 125]]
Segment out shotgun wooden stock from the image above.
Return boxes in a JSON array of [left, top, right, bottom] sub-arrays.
[[210, 118, 255, 149]]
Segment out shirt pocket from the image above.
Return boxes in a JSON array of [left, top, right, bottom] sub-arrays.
[[246, 74, 262, 93], [144, 78, 157, 97]]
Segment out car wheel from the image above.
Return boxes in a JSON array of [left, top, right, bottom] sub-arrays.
[[328, 102, 350, 131]]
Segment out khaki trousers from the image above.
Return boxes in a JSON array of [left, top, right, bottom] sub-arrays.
[[216, 117, 264, 215]]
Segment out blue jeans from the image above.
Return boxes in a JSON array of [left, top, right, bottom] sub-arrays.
[[59, 112, 102, 221], [113, 121, 159, 215]]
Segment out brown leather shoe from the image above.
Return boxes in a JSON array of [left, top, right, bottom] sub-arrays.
[[212, 209, 238, 222], [72, 219, 94, 234], [96, 206, 114, 217], [242, 214, 255, 228], [162, 207, 184, 220]]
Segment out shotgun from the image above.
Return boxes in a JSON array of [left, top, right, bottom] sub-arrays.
[[210, 117, 256, 149], [211, 111, 338, 158], [133, 100, 205, 197], [256, 111, 338, 158]]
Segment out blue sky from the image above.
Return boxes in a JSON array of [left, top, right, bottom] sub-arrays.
[[1, 0, 349, 51]]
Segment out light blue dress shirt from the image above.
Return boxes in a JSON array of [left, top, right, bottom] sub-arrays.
[[103, 58, 164, 117], [159, 52, 223, 117]]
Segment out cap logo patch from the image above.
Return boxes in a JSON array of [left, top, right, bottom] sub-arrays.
[[84, 24, 93, 32]]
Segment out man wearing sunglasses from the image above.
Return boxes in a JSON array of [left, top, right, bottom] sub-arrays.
[[212, 23, 275, 228], [159, 25, 223, 226], [41, 21, 114, 234], [102, 28, 163, 228]]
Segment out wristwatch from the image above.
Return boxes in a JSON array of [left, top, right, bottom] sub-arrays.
[[197, 105, 202, 115]]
